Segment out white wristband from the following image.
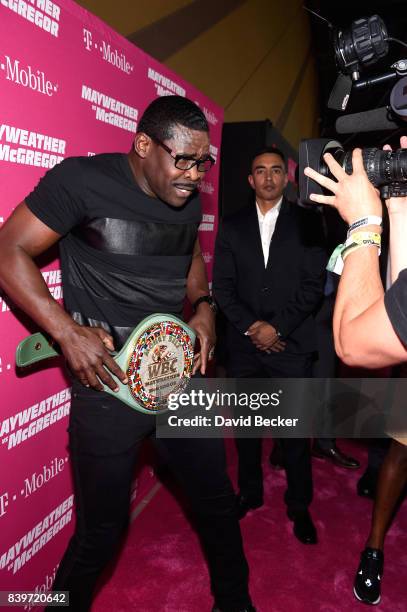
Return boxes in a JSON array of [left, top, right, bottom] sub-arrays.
[[347, 216, 382, 238]]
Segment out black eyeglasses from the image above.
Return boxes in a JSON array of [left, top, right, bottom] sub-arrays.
[[152, 137, 215, 173]]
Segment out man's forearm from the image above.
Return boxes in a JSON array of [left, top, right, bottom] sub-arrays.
[[388, 211, 407, 283], [334, 246, 383, 358], [0, 245, 75, 341]]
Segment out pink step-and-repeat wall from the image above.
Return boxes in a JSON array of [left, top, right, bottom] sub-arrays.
[[0, 0, 223, 603]]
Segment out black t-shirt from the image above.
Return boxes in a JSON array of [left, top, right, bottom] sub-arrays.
[[384, 269, 407, 344], [26, 153, 201, 349]]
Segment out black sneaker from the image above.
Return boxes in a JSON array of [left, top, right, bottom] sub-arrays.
[[354, 547, 384, 605]]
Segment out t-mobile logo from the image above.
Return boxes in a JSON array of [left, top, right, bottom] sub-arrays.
[[83, 28, 93, 51], [0, 492, 9, 518]]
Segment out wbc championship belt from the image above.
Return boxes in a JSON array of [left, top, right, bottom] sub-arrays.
[[15, 314, 195, 414]]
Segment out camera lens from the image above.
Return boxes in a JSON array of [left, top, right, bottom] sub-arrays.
[[299, 138, 407, 205], [334, 15, 388, 73], [342, 149, 407, 187]]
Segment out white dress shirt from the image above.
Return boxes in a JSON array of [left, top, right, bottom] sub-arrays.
[[256, 197, 283, 267]]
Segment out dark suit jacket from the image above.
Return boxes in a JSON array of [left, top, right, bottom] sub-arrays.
[[213, 198, 327, 355]]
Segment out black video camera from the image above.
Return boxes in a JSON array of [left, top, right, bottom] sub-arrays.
[[299, 139, 407, 205], [299, 13, 407, 204], [327, 14, 407, 131]]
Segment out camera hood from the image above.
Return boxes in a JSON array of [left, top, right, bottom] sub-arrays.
[[299, 139, 342, 205]]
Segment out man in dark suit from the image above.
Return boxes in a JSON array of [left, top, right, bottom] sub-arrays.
[[213, 147, 326, 544]]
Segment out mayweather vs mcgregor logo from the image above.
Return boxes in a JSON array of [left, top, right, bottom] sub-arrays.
[[1, 0, 61, 37], [147, 67, 186, 98]]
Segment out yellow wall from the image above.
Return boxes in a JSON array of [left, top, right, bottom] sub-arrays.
[[75, 0, 319, 149], [75, 0, 193, 36]]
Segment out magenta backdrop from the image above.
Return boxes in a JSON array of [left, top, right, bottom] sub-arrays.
[[0, 0, 223, 601]]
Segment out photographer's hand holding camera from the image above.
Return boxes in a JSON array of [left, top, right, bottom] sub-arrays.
[[304, 135, 407, 368], [304, 135, 407, 607]]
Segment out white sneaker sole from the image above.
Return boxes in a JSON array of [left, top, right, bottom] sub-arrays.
[[353, 585, 381, 605]]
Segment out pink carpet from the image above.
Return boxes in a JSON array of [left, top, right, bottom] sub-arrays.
[[92, 440, 406, 611]]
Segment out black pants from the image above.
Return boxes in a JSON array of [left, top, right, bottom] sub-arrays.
[[228, 350, 313, 514], [312, 293, 337, 449], [50, 385, 250, 611]]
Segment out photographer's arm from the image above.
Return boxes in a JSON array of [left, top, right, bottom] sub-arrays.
[[387, 198, 407, 283], [304, 141, 407, 368]]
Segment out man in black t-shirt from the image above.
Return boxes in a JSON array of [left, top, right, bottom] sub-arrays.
[[0, 96, 254, 612], [305, 136, 407, 607], [24, 152, 204, 353]]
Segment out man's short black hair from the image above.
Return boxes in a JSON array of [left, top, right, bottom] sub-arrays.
[[137, 95, 209, 141], [250, 146, 286, 171]]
